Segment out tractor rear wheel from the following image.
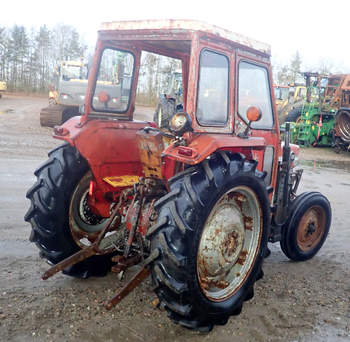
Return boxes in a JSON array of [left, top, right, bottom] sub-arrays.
[[147, 152, 270, 330], [25, 143, 113, 278], [285, 106, 303, 122], [153, 96, 176, 129], [280, 192, 331, 261]]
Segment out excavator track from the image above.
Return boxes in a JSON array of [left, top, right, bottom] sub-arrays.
[[40, 104, 79, 127]]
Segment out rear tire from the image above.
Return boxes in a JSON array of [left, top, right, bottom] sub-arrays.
[[24, 143, 113, 278], [280, 192, 331, 261], [153, 96, 176, 129], [147, 152, 270, 330], [285, 106, 303, 122]]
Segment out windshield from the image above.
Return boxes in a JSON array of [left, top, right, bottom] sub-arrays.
[[61, 65, 87, 81], [274, 87, 289, 100], [92, 48, 134, 114]]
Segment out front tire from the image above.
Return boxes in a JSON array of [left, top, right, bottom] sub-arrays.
[[25, 144, 113, 278], [280, 192, 331, 261], [147, 152, 270, 330]]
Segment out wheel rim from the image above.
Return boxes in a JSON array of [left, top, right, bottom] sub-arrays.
[[336, 110, 350, 143], [296, 205, 326, 252], [197, 186, 262, 301], [69, 173, 109, 248]]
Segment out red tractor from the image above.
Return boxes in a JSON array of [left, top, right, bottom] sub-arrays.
[[25, 20, 331, 331]]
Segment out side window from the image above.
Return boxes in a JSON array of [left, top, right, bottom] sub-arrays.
[[196, 50, 229, 126], [238, 61, 273, 129]]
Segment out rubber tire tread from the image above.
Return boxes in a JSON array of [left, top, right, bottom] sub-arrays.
[[150, 152, 270, 330], [280, 192, 331, 261], [24, 143, 112, 278], [285, 106, 302, 122], [153, 97, 176, 129]]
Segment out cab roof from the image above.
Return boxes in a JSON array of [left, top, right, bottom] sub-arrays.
[[99, 19, 271, 57]]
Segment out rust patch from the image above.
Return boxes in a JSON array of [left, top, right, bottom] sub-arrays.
[[297, 205, 326, 252], [136, 129, 172, 179], [243, 215, 253, 231], [222, 231, 240, 257], [199, 275, 229, 290], [237, 250, 248, 265], [232, 193, 246, 212]]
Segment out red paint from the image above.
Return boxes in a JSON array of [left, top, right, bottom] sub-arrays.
[[52, 20, 281, 218]]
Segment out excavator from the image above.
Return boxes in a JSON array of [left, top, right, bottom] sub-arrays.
[[40, 58, 129, 127], [40, 60, 88, 127]]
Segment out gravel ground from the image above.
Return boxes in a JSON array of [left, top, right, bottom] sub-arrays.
[[0, 94, 349, 342]]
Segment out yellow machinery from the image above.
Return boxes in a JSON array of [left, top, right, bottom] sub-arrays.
[[0, 80, 7, 98]]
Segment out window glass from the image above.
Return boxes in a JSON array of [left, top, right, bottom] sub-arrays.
[[196, 50, 229, 126], [93, 48, 134, 113], [61, 64, 87, 81], [238, 62, 273, 129]]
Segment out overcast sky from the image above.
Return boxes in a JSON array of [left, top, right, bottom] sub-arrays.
[[2, 0, 350, 73]]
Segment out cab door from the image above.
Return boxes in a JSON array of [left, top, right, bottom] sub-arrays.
[[236, 53, 281, 189]]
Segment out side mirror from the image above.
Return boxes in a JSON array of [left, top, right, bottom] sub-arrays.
[[238, 106, 262, 139], [246, 106, 262, 123]]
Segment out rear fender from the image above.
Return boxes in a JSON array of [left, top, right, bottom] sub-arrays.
[[163, 134, 266, 164], [53, 118, 156, 216], [162, 134, 266, 180]]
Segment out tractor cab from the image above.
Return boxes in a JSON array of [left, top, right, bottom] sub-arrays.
[[56, 20, 280, 190], [84, 21, 276, 137]]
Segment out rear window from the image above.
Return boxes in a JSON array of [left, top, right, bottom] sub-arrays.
[[92, 48, 134, 114]]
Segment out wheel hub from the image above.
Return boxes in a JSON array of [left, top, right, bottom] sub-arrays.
[[69, 173, 110, 249], [197, 186, 262, 301], [306, 222, 316, 236], [297, 206, 325, 251], [198, 202, 245, 280], [79, 189, 105, 226]]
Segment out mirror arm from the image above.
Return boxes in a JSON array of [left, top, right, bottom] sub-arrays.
[[237, 121, 252, 139]]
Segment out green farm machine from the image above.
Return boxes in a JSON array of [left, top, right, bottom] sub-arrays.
[[286, 72, 338, 147]]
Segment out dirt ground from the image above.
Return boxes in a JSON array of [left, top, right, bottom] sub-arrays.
[[0, 94, 349, 342]]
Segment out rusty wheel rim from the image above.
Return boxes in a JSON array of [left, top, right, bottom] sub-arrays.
[[336, 110, 350, 143], [69, 173, 109, 249], [296, 205, 326, 252], [197, 186, 262, 301]]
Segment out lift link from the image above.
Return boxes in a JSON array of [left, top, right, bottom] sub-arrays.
[[42, 190, 129, 280], [105, 248, 160, 310]]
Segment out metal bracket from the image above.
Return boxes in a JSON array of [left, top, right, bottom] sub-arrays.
[[105, 248, 159, 310]]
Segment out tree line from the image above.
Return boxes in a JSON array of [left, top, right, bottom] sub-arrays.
[[1, 24, 341, 102], [273, 51, 343, 86], [0, 24, 87, 93], [137, 53, 181, 106], [0, 24, 180, 105]]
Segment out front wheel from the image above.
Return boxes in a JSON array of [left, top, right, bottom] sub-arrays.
[[280, 192, 331, 261], [147, 152, 270, 330]]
